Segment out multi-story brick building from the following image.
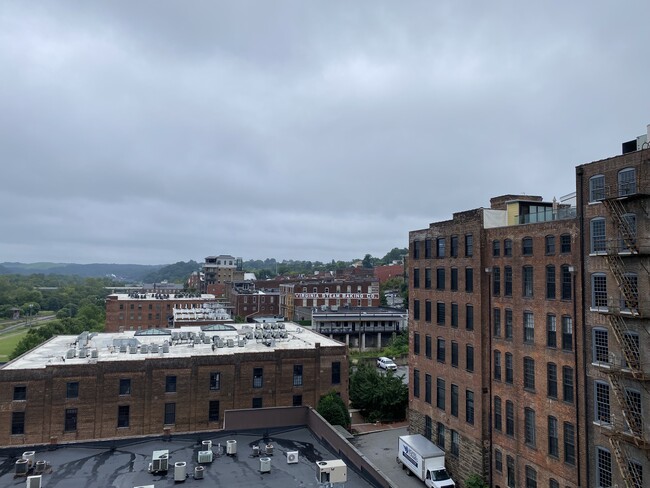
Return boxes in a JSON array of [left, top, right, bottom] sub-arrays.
[[202, 255, 245, 296], [578, 128, 650, 488], [104, 292, 219, 332], [409, 194, 583, 487], [0, 323, 348, 446]]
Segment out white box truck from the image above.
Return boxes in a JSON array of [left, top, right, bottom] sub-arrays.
[[397, 434, 455, 488]]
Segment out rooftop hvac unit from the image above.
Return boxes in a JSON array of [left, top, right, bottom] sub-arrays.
[[34, 461, 46, 474], [140, 346, 148, 354], [14, 459, 28, 475], [227, 339, 234, 347], [226, 440, 237, 456], [260, 457, 271, 473], [197, 450, 213, 464], [202, 440, 212, 450], [91, 348, 99, 358], [26, 475, 42, 488], [174, 461, 187, 482], [66, 348, 76, 359], [238, 338, 245, 347], [162, 344, 170, 353], [194, 466, 204, 479], [133, 485, 155, 488], [119, 344, 127, 353], [150, 450, 169, 473], [151, 344, 159, 353], [264, 444, 274, 455], [252, 445, 260, 457], [287, 451, 299, 464], [317, 460, 347, 484], [22, 451, 35, 467], [129, 345, 137, 354]]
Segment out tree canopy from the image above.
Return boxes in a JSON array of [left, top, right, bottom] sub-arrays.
[[317, 390, 350, 428], [349, 362, 408, 422]]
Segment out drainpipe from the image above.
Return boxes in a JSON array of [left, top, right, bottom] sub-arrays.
[[576, 165, 588, 487], [485, 266, 493, 487]]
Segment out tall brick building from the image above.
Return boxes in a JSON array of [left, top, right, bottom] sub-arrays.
[[202, 255, 245, 296], [0, 323, 348, 446]]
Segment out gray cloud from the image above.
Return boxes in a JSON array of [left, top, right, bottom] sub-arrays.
[[1, 1, 648, 264]]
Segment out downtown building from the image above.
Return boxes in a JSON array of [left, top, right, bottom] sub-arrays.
[[408, 126, 650, 488]]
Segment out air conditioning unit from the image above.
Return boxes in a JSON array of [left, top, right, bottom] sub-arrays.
[[226, 439, 237, 456], [260, 457, 271, 473], [317, 460, 347, 484], [26, 475, 42, 488], [197, 450, 213, 464], [174, 461, 187, 482], [133, 485, 155, 488], [287, 451, 299, 464], [150, 450, 169, 473], [15, 459, 28, 475]]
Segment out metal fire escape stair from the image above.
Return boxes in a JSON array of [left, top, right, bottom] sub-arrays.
[[602, 198, 639, 253], [608, 437, 644, 488]]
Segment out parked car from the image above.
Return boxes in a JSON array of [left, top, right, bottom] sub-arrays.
[[377, 356, 398, 371]]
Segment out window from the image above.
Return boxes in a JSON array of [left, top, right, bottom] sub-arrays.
[[465, 234, 474, 257], [332, 361, 341, 384], [450, 268, 458, 290], [494, 396, 502, 431], [564, 422, 575, 465], [466, 390, 474, 424], [547, 363, 558, 398], [450, 430, 459, 457], [293, 365, 303, 387], [451, 303, 458, 328], [208, 400, 220, 421], [493, 266, 501, 295], [13, 386, 26, 401], [413, 268, 420, 288], [437, 338, 446, 363], [505, 309, 513, 339], [545, 235, 555, 255], [546, 265, 556, 299], [596, 447, 612, 488], [590, 217, 606, 253], [628, 460, 643, 488], [11, 411, 25, 435], [546, 314, 557, 348], [562, 316, 573, 351], [253, 367, 263, 388], [426, 299, 433, 322], [451, 342, 458, 367], [413, 299, 420, 320], [413, 369, 420, 398], [504, 266, 513, 296], [507, 456, 515, 488], [493, 240, 501, 256], [436, 421, 445, 448], [494, 308, 501, 337], [548, 416, 559, 457], [66, 382, 79, 399], [524, 311, 534, 343], [563, 366, 574, 403], [505, 353, 513, 384], [64, 408, 78, 432], [623, 332, 641, 369], [451, 384, 459, 417], [595, 381, 611, 423], [436, 378, 445, 410], [466, 304, 474, 330], [119, 378, 131, 396], [504, 239, 513, 256], [622, 272, 639, 311], [436, 268, 445, 289], [524, 408, 536, 446], [620, 213, 637, 251], [619, 167, 636, 196], [592, 273, 607, 308], [466, 344, 474, 372], [560, 234, 571, 253], [561, 265, 572, 300], [252, 397, 263, 409], [465, 268, 473, 292], [436, 302, 445, 325], [525, 465, 537, 488], [425, 374, 432, 404], [425, 239, 432, 258], [495, 448, 503, 472], [414, 333, 420, 355], [425, 335, 432, 359], [164, 402, 176, 424], [412, 240, 420, 259], [523, 357, 535, 390], [506, 400, 514, 436], [438, 237, 447, 257], [522, 237, 533, 255], [494, 350, 502, 381], [593, 328, 609, 363], [625, 389, 642, 434], [424, 415, 432, 440], [523, 266, 534, 297], [118, 405, 130, 428], [165, 375, 177, 393], [590, 174, 605, 201], [425, 268, 432, 289]]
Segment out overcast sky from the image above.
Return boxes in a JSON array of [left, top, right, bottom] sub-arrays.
[[1, 2, 648, 265]]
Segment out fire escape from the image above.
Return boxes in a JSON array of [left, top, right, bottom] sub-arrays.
[[598, 164, 649, 488]]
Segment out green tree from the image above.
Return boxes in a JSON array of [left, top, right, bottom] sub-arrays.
[[350, 363, 408, 422], [317, 390, 350, 428], [465, 474, 488, 488], [362, 254, 374, 269]]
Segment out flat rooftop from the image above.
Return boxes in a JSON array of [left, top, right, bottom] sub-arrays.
[[110, 293, 216, 300], [0, 427, 378, 488], [2, 323, 344, 371]]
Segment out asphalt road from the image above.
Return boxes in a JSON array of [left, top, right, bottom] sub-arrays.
[[0, 314, 55, 335]]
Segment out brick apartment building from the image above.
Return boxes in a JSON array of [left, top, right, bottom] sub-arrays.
[[225, 287, 280, 320], [202, 255, 245, 296], [0, 323, 348, 446], [409, 125, 650, 488], [374, 263, 405, 284], [104, 292, 219, 332]]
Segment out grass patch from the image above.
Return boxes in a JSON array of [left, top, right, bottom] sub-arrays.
[[0, 330, 28, 362]]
